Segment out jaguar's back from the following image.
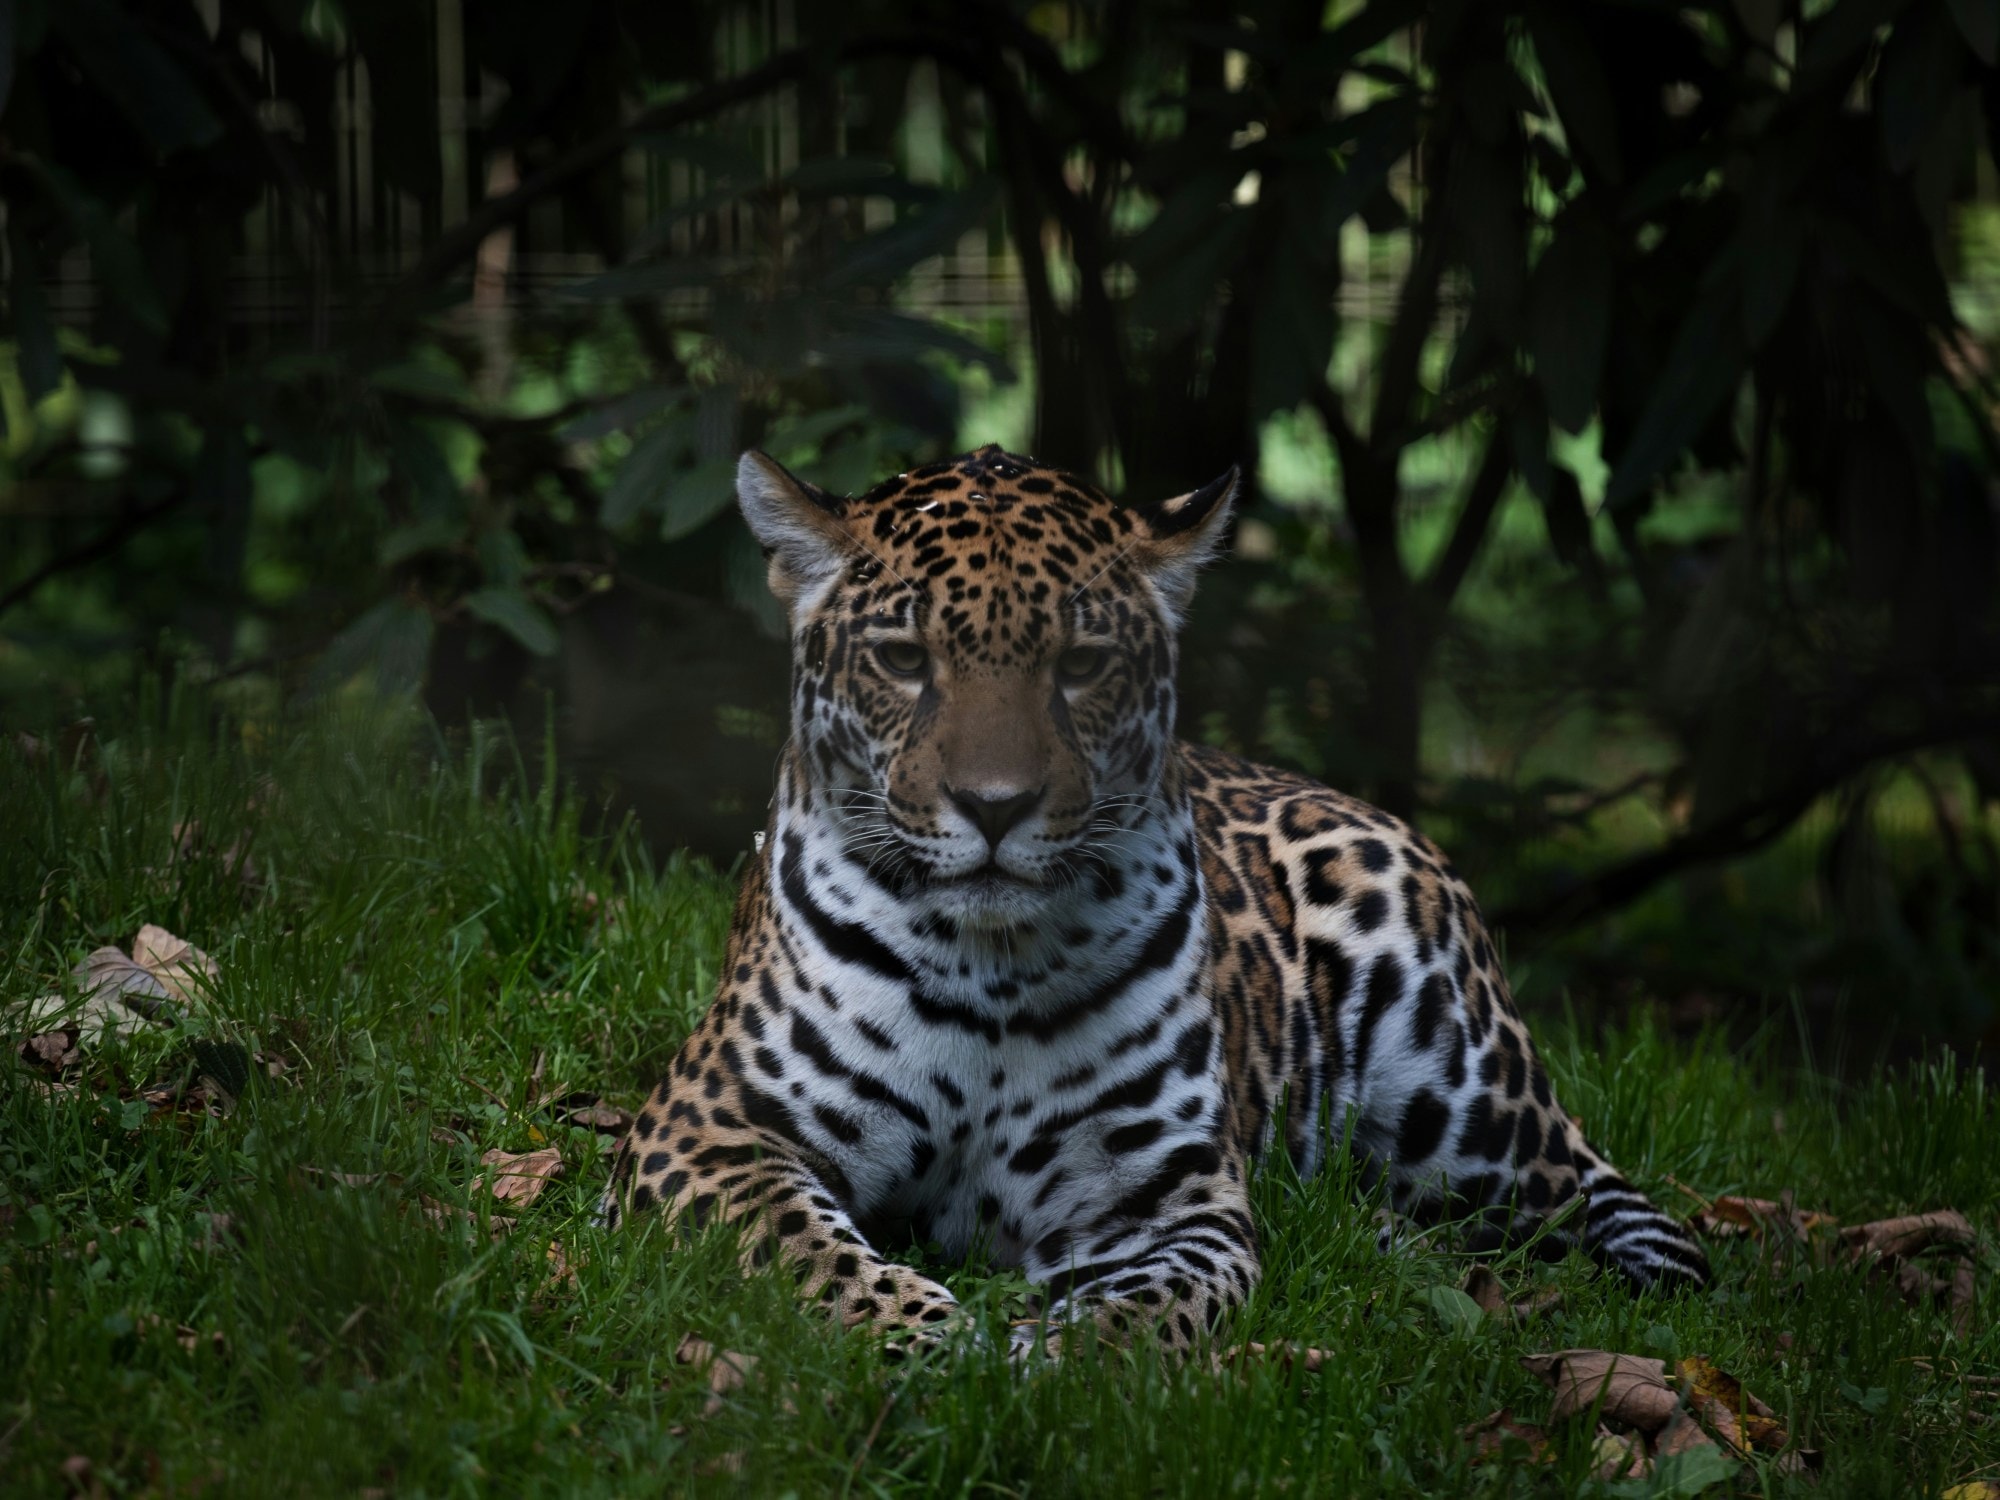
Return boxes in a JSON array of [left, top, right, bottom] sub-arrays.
[[605, 446, 1706, 1356]]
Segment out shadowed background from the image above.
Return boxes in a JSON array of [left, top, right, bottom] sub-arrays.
[[3, 0, 1997, 1044]]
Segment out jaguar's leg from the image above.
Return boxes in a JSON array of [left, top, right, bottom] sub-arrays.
[[604, 1075, 964, 1339], [1013, 1149, 1262, 1359], [1360, 1015, 1709, 1290]]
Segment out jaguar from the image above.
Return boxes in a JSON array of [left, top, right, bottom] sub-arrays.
[[602, 444, 1708, 1355]]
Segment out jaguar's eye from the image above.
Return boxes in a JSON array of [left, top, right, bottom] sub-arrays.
[[875, 641, 930, 678], [1055, 645, 1107, 684]]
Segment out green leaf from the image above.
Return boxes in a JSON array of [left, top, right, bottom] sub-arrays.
[[1880, 5, 1969, 172], [1529, 205, 1614, 433], [369, 361, 473, 403], [476, 527, 530, 588], [1799, 0, 1912, 76], [1526, 0, 1623, 182], [1319, 94, 1419, 236], [1645, 1446, 1739, 1497], [602, 417, 692, 530], [6, 228, 63, 401], [558, 386, 682, 442], [1946, 0, 1999, 62], [27, 163, 168, 333], [53, 0, 222, 153], [818, 307, 1012, 379], [464, 587, 559, 657], [388, 422, 459, 520], [1811, 207, 1955, 327], [823, 180, 1002, 290], [378, 518, 462, 566], [315, 599, 435, 695], [1606, 267, 1747, 507], [660, 456, 741, 541], [1418, 1284, 1485, 1335], [765, 404, 870, 463]]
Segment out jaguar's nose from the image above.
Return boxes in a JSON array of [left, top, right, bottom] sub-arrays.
[[945, 784, 1045, 849]]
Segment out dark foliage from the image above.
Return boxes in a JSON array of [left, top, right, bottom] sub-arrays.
[[2, 0, 1997, 1024]]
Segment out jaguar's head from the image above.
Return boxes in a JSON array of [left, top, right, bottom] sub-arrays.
[[739, 444, 1236, 927]]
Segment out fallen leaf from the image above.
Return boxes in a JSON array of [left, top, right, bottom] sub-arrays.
[[480, 1147, 563, 1206], [1421, 1283, 1486, 1334], [1521, 1349, 1678, 1431], [544, 1239, 581, 1291], [60, 1454, 106, 1499], [1841, 1210, 1975, 1263], [1590, 1426, 1651, 1480], [1648, 1445, 1740, 1495], [1694, 1194, 1836, 1244], [300, 1166, 387, 1188], [21, 1029, 80, 1071], [1463, 1266, 1508, 1317], [1654, 1408, 1723, 1459], [676, 1334, 758, 1417], [1675, 1356, 1779, 1453], [566, 1102, 634, 1134], [1943, 1483, 2000, 1500], [1461, 1266, 1562, 1324], [1894, 1259, 1980, 1336], [1215, 1341, 1331, 1375], [131, 925, 218, 1004], [417, 1195, 513, 1241], [1460, 1408, 1556, 1465]]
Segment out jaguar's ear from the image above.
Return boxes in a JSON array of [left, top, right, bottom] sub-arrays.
[[1128, 466, 1240, 625], [737, 450, 852, 607]]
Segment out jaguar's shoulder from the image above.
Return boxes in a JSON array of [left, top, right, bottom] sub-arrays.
[[1180, 742, 1452, 867]]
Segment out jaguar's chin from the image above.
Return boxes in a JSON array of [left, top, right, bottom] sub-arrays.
[[917, 865, 1061, 928]]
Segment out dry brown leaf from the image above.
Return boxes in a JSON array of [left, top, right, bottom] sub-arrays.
[[131, 925, 218, 1004], [1521, 1349, 1677, 1431], [1676, 1356, 1791, 1452], [564, 1102, 634, 1134], [1589, 1426, 1651, 1481], [301, 1166, 387, 1188], [543, 1239, 581, 1291], [1694, 1194, 1836, 1244], [1463, 1266, 1508, 1316], [21, 1029, 80, 1071], [417, 1195, 513, 1241], [59, 1454, 106, 1500], [1459, 1408, 1556, 1465], [1841, 1209, 1975, 1263], [677, 1334, 759, 1417], [1654, 1408, 1724, 1459], [1893, 1260, 1980, 1336], [1462, 1266, 1562, 1324], [1216, 1341, 1331, 1375], [480, 1147, 563, 1206]]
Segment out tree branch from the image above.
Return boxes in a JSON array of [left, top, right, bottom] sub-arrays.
[[382, 39, 916, 319], [1423, 420, 1511, 615], [1493, 713, 2000, 939], [0, 489, 191, 619]]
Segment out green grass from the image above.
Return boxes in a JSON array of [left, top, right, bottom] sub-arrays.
[[2, 697, 1995, 1497]]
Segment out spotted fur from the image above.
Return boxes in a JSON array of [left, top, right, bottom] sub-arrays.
[[603, 445, 1708, 1356]]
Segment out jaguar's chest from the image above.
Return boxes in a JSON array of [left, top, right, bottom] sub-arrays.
[[759, 818, 1226, 1270]]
